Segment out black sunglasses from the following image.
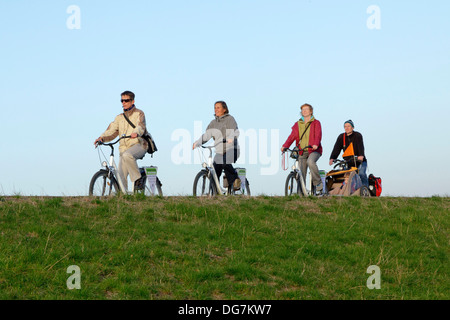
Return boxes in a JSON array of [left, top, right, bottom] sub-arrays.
[[121, 99, 132, 103]]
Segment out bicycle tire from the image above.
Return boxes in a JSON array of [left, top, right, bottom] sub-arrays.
[[285, 172, 301, 196], [156, 178, 163, 196], [244, 178, 251, 196], [142, 177, 163, 197], [231, 178, 251, 197], [298, 170, 310, 197], [89, 170, 120, 197], [360, 186, 371, 197], [193, 170, 217, 196]]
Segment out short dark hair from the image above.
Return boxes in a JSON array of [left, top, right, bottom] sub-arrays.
[[215, 101, 229, 114], [121, 91, 135, 100]]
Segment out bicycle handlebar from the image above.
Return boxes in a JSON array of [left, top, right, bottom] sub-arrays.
[[332, 156, 361, 169], [200, 144, 221, 157], [283, 145, 312, 154], [332, 156, 359, 163], [96, 135, 132, 147]]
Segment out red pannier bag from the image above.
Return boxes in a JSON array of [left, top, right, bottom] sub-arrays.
[[368, 174, 382, 197]]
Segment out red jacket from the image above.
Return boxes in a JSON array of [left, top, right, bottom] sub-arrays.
[[282, 119, 323, 155]]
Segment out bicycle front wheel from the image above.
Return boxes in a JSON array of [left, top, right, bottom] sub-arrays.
[[89, 170, 119, 196], [193, 170, 217, 196], [285, 172, 301, 196]]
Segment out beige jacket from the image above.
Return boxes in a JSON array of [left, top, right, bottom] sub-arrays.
[[100, 107, 148, 154]]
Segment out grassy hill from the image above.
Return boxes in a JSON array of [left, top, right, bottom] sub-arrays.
[[0, 195, 448, 300]]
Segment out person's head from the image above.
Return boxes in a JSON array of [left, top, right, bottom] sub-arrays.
[[344, 120, 354, 134], [300, 103, 313, 118], [214, 101, 229, 117], [121, 91, 135, 110]]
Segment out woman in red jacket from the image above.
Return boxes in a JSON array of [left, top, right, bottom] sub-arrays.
[[281, 103, 323, 192]]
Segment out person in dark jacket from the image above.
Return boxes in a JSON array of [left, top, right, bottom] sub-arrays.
[[281, 103, 323, 192], [329, 119, 368, 186]]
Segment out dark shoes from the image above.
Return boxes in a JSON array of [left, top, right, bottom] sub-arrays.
[[134, 177, 146, 192], [315, 182, 324, 196], [315, 182, 323, 192]]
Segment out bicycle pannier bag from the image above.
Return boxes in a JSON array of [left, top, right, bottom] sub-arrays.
[[143, 132, 158, 155], [369, 174, 382, 197]]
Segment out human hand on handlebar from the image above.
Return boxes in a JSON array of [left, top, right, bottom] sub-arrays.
[[94, 137, 103, 147], [130, 133, 138, 139]]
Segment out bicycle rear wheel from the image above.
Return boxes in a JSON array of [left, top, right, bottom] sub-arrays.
[[243, 178, 251, 196], [193, 170, 217, 196], [143, 177, 163, 196], [89, 170, 119, 196], [232, 178, 251, 196], [360, 186, 371, 197]]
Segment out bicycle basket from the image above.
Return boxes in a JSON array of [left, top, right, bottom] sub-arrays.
[[290, 147, 300, 159]]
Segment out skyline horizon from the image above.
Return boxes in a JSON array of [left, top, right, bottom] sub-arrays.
[[0, 1, 449, 197]]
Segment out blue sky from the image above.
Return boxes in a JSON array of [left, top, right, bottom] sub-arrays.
[[0, 0, 449, 196]]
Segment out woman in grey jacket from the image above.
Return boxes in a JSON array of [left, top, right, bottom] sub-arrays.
[[193, 101, 241, 190]]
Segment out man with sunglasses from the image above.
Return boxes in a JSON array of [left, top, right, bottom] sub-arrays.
[[94, 91, 148, 192]]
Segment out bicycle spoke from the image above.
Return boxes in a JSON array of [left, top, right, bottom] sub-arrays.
[[89, 170, 119, 197], [102, 177, 107, 196], [201, 176, 206, 195], [194, 170, 216, 197]]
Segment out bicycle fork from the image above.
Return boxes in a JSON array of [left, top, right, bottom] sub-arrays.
[[294, 160, 309, 197], [208, 166, 226, 195]]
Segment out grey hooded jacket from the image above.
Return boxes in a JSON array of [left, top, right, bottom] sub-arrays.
[[194, 114, 240, 155]]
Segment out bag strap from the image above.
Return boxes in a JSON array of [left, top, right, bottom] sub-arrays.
[[124, 112, 150, 137], [297, 121, 312, 148], [123, 113, 136, 128]]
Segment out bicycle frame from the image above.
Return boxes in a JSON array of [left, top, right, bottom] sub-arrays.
[[332, 156, 360, 172], [285, 146, 315, 196], [200, 146, 228, 195], [291, 158, 310, 196], [96, 135, 133, 194], [106, 150, 128, 194]]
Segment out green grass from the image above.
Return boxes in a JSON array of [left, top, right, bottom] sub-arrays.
[[0, 196, 448, 300]]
